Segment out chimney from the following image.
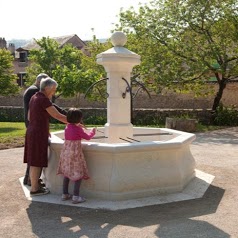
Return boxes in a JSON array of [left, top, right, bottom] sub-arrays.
[[8, 43, 15, 57], [0, 37, 7, 49]]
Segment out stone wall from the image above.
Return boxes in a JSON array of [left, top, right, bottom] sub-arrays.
[[0, 82, 237, 109]]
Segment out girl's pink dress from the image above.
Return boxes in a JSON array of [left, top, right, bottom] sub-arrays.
[[57, 124, 95, 181]]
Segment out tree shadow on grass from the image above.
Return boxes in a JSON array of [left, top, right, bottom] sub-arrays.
[[0, 127, 22, 134]]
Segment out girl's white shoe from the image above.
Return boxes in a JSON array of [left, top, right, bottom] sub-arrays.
[[61, 194, 72, 201], [72, 195, 86, 204]]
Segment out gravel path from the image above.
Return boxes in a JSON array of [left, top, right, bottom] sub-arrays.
[[0, 127, 238, 238]]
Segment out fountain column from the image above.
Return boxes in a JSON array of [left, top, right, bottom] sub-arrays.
[[96, 32, 141, 143]]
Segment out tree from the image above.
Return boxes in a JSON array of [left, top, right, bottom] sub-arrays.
[[78, 36, 113, 101], [0, 49, 19, 96], [117, 0, 238, 110], [26, 37, 104, 104]]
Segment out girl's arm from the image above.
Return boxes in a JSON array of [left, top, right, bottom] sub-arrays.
[[78, 127, 96, 140]]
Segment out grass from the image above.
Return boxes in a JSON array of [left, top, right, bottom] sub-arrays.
[[0, 122, 228, 150], [0, 122, 66, 150], [195, 123, 226, 132], [0, 122, 25, 149]]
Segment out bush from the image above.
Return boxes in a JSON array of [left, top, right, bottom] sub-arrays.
[[133, 109, 164, 126], [214, 104, 238, 126], [0, 107, 24, 122], [0, 106, 222, 126]]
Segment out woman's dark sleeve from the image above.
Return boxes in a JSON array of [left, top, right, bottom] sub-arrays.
[[52, 103, 67, 116]]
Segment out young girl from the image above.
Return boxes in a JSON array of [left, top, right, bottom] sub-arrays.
[[57, 108, 96, 203]]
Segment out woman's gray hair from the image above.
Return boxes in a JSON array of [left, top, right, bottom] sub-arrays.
[[36, 73, 48, 83], [40, 77, 58, 91]]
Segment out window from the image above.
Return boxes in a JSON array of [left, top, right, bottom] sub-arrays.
[[19, 52, 27, 62]]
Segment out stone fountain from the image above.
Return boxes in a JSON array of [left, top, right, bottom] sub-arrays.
[[42, 32, 197, 201]]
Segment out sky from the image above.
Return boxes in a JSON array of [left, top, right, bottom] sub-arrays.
[[0, 0, 149, 41]]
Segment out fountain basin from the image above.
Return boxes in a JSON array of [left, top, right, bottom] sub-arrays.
[[43, 127, 196, 200]]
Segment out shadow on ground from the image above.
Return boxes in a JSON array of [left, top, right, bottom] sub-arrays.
[[26, 184, 228, 238], [193, 128, 238, 145]]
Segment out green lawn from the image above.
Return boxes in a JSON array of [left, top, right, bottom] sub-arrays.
[[0, 122, 66, 138], [0, 122, 66, 150]]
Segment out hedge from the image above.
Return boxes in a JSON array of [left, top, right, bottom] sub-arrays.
[[0, 106, 214, 125]]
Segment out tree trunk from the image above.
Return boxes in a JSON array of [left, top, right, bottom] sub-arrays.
[[212, 81, 226, 111]]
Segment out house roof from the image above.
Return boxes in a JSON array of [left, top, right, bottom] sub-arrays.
[[16, 34, 87, 51]]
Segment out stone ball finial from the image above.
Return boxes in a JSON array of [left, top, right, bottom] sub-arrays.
[[111, 31, 127, 47]]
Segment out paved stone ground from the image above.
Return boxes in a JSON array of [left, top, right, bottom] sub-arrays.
[[0, 127, 238, 238]]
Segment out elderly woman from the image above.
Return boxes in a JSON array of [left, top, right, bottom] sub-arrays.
[[23, 77, 67, 196]]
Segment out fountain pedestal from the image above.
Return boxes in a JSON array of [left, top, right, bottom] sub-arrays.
[[43, 127, 196, 200]]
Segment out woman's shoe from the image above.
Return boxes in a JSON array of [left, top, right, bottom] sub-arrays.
[[72, 195, 86, 204], [38, 179, 46, 187], [30, 187, 50, 196]]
